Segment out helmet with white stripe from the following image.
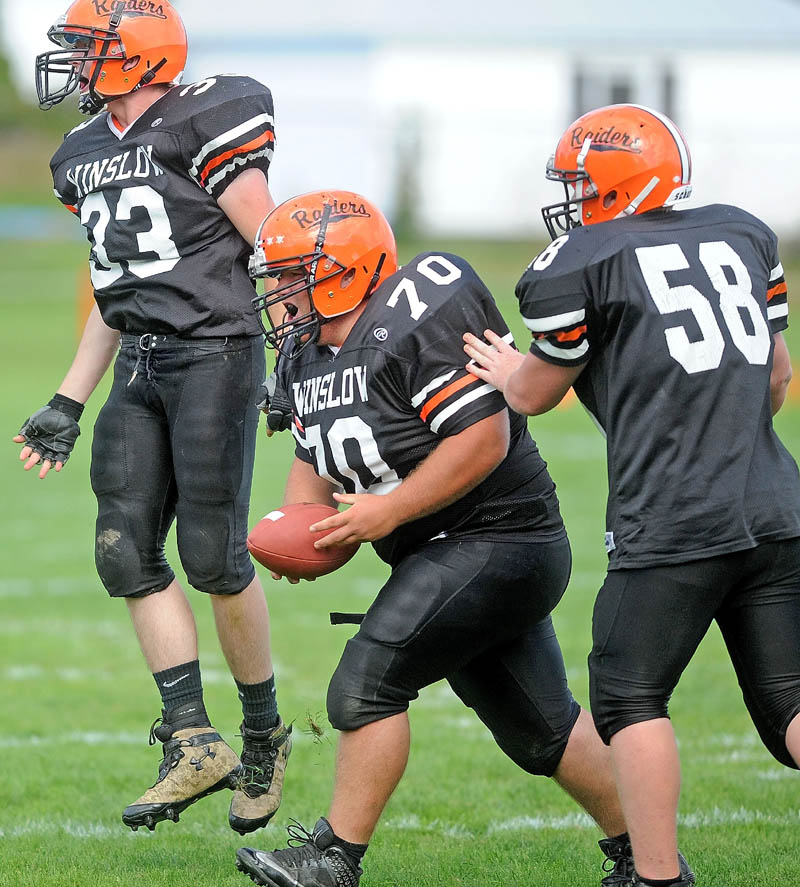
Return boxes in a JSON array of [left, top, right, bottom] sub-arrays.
[[541, 104, 692, 240]]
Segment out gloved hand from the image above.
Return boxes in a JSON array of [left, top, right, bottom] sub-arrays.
[[256, 371, 293, 434], [15, 394, 83, 476]]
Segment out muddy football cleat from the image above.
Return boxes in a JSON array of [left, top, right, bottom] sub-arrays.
[[229, 719, 292, 834], [236, 818, 361, 887], [122, 707, 240, 832]]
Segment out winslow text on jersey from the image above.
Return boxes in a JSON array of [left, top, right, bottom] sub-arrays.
[[291, 367, 368, 417], [67, 146, 164, 199]]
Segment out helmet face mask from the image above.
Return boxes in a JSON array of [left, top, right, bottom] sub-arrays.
[[541, 146, 596, 239], [250, 191, 398, 357], [251, 247, 348, 357], [36, 1, 187, 115], [36, 20, 124, 114], [541, 104, 693, 240]]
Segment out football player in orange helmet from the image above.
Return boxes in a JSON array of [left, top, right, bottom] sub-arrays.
[[250, 190, 398, 356], [541, 103, 692, 239], [238, 189, 632, 887], [466, 104, 800, 886], [19, 0, 291, 840], [36, 0, 187, 116]]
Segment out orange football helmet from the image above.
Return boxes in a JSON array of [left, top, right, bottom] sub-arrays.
[[36, 0, 187, 115], [250, 190, 398, 355], [542, 104, 692, 239]]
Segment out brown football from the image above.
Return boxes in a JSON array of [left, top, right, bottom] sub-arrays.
[[247, 502, 359, 580]]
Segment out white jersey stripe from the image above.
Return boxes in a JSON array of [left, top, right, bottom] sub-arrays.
[[204, 146, 274, 193], [429, 384, 495, 434], [770, 263, 785, 282], [768, 303, 789, 320], [411, 370, 457, 408], [532, 339, 589, 361], [189, 112, 274, 179], [630, 104, 691, 184], [523, 309, 585, 333]]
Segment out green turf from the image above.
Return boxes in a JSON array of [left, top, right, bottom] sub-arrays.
[[2, 238, 800, 886]]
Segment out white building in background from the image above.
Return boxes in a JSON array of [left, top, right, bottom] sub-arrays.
[[6, 0, 800, 236]]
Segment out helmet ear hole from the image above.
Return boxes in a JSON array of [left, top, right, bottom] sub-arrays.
[[603, 190, 618, 210], [122, 56, 140, 72], [341, 269, 357, 289]]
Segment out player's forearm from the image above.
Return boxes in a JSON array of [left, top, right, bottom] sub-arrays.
[[384, 412, 509, 526], [56, 304, 120, 404], [770, 332, 792, 415], [283, 456, 338, 508]]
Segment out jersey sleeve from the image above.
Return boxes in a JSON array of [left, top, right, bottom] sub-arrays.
[[183, 77, 275, 200], [404, 269, 510, 437], [515, 237, 593, 367], [767, 257, 788, 334]]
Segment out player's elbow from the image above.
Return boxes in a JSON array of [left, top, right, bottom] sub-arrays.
[[771, 366, 792, 415], [505, 377, 559, 416]]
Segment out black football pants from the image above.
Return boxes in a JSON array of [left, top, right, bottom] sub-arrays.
[[91, 333, 265, 598]]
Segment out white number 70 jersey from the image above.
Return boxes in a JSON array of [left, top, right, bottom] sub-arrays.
[[279, 251, 566, 565]]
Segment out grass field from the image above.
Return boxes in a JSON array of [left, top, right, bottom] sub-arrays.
[[2, 238, 800, 887]]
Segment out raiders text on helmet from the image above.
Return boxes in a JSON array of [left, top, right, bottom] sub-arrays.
[[250, 190, 398, 357], [542, 104, 692, 240]]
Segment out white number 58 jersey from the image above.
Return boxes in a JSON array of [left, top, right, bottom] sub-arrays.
[[516, 204, 800, 570]]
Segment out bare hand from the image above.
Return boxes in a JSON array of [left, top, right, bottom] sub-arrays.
[[463, 330, 524, 392], [12, 435, 63, 479], [309, 492, 399, 548]]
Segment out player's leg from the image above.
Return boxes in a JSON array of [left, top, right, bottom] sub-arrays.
[[93, 344, 239, 831], [717, 538, 800, 770], [167, 337, 290, 833], [236, 537, 573, 886], [589, 561, 731, 884], [445, 554, 629, 884]]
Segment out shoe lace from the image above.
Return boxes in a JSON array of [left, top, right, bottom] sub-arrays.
[[600, 838, 634, 886], [273, 821, 358, 887], [266, 819, 324, 867], [147, 717, 193, 784], [238, 734, 278, 798]]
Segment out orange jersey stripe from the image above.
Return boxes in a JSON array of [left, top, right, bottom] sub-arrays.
[[199, 130, 275, 184], [419, 374, 475, 422], [554, 324, 587, 343], [767, 282, 788, 301]]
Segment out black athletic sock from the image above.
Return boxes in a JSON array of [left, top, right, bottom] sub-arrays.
[[637, 876, 684, 886], [235, 675, 278, 732], [331, 829, 368, 867], [612, 831, 630, 845], [153, 659, 204, 710]]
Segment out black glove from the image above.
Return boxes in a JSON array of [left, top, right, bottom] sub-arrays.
[[256, 372, 293, 433], [17, 394, 83, 466]]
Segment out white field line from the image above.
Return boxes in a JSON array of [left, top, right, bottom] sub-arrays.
[[0, 728, 319, 750], [5, 807, 800, 841], [1, 662, 292, 684], [0, 577, 98, 598]]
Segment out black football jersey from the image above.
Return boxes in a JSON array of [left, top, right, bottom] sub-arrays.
[[50, 75, 275, 336], [516, 204, 800, 569], [278, 252, 565, 566]]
